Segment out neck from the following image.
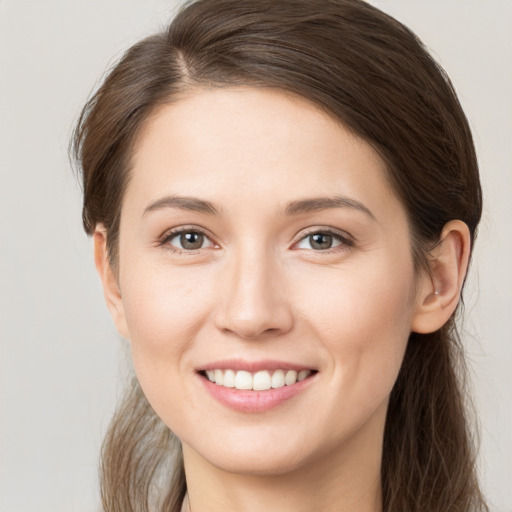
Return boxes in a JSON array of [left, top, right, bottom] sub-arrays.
[[181, 413, 385, 512]]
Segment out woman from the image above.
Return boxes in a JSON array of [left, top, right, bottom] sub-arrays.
[[72, 0, 488, 510]]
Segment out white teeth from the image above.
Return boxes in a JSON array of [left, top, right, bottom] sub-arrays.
[[205, 368, 313, 390], [253, 371, 272, 391], [297, 370, 311, 381], [222, 369, 235, 388], [285, 370, 298, 386], [271, 369, 285, 388], [235, 370, 253, 390]]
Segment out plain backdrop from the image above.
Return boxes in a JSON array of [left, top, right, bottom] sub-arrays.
[[0, 1, 511, 511]]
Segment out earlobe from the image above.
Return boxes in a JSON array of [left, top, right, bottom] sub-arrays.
[[411, 220, 471, 334], [93, 227, 130, 339]]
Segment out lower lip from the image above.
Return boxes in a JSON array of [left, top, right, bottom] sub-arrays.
[[199, 373, 316, 413]]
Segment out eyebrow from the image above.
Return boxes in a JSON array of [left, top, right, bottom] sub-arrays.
[[143, 194, 375, 220], [284, 196, 376, 220], [144, 195, 219, 216]]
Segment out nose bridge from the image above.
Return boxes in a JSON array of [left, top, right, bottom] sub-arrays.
[[215, 240, 292, 339]]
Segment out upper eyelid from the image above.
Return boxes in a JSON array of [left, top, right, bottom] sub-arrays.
[[159, 226, 217, 254], [161, 225, 215, 242], [293, 226, 354, 244]]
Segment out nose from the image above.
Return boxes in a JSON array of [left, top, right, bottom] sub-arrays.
[[213, 245, 294, 340]]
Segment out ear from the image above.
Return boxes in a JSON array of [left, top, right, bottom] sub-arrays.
[[93, 226, 130, 339], [411, 220, 471, 334]]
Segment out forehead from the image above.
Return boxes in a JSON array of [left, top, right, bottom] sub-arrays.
[[126, 86, 400, 219]]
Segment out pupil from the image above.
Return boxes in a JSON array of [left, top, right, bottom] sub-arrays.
[[310, 233, 332, 250], [181, 232, 204, 249]]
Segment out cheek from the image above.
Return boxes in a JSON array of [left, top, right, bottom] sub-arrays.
[[298, 250, 414, 331], [120, 260, 214, 377], [118, 262, 219, 436], [296, 252, 415, 403]]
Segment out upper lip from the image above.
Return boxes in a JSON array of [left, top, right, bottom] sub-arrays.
[[197, 359, 316, 373]]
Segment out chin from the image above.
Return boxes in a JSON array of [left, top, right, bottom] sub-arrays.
[[204, 445, 312, 477], [180, 423, 335, 478]]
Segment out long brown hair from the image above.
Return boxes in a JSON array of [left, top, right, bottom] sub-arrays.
[[72, 1, 487, 510]]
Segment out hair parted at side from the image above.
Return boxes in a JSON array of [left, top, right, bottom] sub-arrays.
[[72, 1, 487, 511]]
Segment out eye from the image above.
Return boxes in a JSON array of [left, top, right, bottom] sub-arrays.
[[163, 229, 215, 252], [294, 230, 352, 251]]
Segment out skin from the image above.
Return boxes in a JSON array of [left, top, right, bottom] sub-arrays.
[[95, 87, 470, 512]]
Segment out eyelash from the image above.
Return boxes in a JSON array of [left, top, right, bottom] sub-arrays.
[[159, 226, 215, 255], [294, 228, 354, 253], [159, 226, 354, 255]]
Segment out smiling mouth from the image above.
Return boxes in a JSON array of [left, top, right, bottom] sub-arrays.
[[199, 368, 317, 391]]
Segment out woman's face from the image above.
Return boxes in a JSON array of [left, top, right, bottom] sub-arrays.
[[111, 87, 427, 475]]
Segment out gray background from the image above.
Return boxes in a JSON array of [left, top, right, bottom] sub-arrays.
[[0, 1, 510, 511]]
